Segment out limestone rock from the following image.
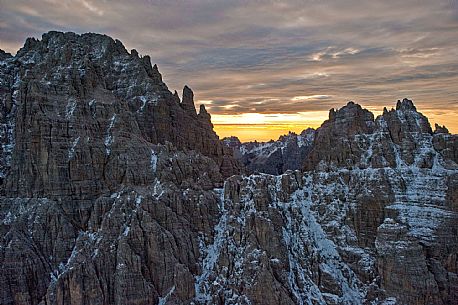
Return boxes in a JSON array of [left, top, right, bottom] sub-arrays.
[[181, 85, 197, 116], [303, 98, 454, 171], [0, 31, 240, 188], [304, 101, 376, 170], [0, 32, 457, 305]]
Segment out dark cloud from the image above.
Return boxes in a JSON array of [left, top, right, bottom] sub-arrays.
[[1, 0, 457, 130]]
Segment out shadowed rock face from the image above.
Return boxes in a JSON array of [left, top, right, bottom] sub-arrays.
[[1, 32, 458, 305], [0, 31, 238, 305], [0, 31, 240, 191]]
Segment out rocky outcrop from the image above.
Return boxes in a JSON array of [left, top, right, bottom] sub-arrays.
[[0, 31, 240, 188], [0, 31, 457, 305], [0, 31, 238, 305], [0, 145, 224, 305], [223, 128, 315, 175], [434, 123, 449, 134], [196, 145, 458, 305], [300, 98, 458, 305], [195, 157, 458, 305], [181, 85, 197, 116], [0, 50, 12, 61], [304, 101, 376, 170], [304, 98, 456, 171], [432, 126, 458, 165]]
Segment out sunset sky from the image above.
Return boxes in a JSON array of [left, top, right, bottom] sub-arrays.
[[1, 0, 457, 141]]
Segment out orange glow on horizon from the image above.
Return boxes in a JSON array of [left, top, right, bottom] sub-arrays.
[[214, 124, 318, 142], [211, 110, 457, 143], [211, 112, 329, 126], [211, 112, 328, 142]]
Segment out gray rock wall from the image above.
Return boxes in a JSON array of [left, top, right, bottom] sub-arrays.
[[0, 32, 457, 305]]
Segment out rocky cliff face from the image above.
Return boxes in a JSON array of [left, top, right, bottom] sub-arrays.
[[222, 128, 315, 175], [0, 31, 240, 188], [213, 100, 458, 305], [300, 99, 458, 304], [1, 32, 457, 305], [0, 31, 238, 305]]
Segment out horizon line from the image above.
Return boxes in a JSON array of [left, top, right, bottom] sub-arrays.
[[213, 123, 317, 126]]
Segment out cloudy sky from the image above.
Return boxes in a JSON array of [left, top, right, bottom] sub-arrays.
[[1, 0, 458, 140]]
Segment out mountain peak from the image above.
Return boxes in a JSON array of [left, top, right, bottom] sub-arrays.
[[329, 108, 336, 120], [300, 127, 315, 137], [222, 136, 242, 148], [396, 98, 417, 111], [1, 31, 239, 182], [0, 51, 11, 63], [324, 101, 375, 135], [130, 49, 139, 57], [1, 31, 457, 305], [434, 123, 449, 134], [328, 101, 372, 122], [380, 98, 432, 137]]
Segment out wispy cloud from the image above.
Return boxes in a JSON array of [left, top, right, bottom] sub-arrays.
[[291, 95, 332, 101], [1, 0, 457, 132]]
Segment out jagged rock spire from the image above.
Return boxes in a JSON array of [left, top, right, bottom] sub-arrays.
[[329, 108, 336, 120], [181, 85, 197, 115], [199, 104, 208, 115], [182, 85, 194, 105], [131, 49, 139, 58], [434, 123, 449, 134], [140, 55, 162, 82], [383, 98, 432, 137], [172, 90, 180, 103], [198, 104, 212, 124]]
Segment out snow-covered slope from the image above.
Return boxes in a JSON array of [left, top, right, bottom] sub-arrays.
[[207, 100, 458, 305], [0, 32, 457, 305], [223, 128, 315, 175]]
